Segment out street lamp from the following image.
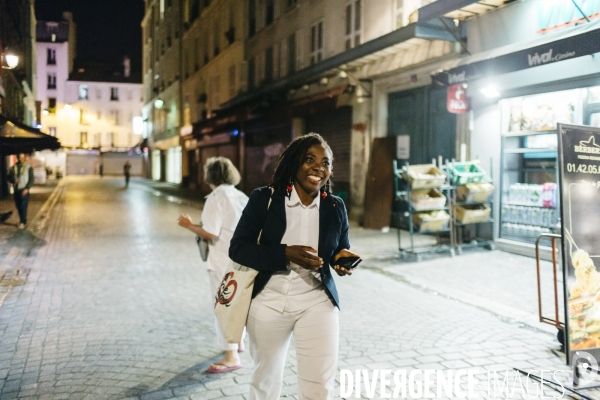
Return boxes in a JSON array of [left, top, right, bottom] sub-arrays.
[[154, 98, 164, 109], [1, 51, 19, 69]]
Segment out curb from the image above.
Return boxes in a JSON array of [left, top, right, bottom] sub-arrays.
[[0, 179, 66, 309]]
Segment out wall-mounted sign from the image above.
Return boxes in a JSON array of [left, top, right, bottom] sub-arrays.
[[537, 0, 600, 33], [396, 135, 410, 159], [447, 84, 470, 114]]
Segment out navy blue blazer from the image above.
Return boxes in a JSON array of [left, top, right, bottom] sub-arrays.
[[229, 186, 350, 308]]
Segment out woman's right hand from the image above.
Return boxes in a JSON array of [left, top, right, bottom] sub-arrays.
[[285, 246, 323, 270]]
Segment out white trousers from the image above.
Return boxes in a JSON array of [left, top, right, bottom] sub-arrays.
[[246, 299, 339, 400], [207, 269, 245, 351]]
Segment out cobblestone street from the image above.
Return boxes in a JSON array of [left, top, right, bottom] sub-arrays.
[[0, 177, 597, 399]]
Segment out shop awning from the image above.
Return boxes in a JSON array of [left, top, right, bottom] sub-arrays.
[[419, 0, 508, 22], [221, 19, 461, 111], [432, 19, 600, 86], [0, 114, 61, 155]]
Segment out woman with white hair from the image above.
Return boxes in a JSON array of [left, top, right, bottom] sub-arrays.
[[178, 156, 249, 373]]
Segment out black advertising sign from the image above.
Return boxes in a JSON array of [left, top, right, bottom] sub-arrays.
[[432, 26, 600, 86], [558, 124, 600, 367]]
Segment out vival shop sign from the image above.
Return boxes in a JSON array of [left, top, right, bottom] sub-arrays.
[[446, 84, 470, 114], [557, 124, 600, 381]]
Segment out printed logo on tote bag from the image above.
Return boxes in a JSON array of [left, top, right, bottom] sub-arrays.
[[215, 272, 238, 307]]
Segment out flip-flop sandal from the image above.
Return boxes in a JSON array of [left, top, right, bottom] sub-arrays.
[[206, 363, 242, 374]]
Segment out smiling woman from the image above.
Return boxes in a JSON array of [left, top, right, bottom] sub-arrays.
[[229, 132, 361, 400]]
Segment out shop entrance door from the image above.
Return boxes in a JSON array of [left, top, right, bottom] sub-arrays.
[[388, 87, 456, 165]]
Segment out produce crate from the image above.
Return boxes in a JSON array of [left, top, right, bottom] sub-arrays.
[[448, 162, 485, 185], [456, 183, 494, 203], [412, 211, 450, 232], [403, 164, 446, 189], [411, 189, 446, 211], [455, 204, 491, 224]]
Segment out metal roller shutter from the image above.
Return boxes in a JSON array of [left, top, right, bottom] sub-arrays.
[[306, 106, 352, 200]]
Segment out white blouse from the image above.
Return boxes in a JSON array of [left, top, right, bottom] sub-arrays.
[[201, 184, 249, 274], [255, 186, 329, 313]]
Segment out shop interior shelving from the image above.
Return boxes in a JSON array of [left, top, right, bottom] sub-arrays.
[[500, 129, 560, 244], [392, 160, 455, 262]]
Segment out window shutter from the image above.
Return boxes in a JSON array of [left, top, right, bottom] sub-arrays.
[[295, 29, 303, 70], [239, 61, 248, 92], [273, 44, 280, 79], [280, 39, 288, 77]]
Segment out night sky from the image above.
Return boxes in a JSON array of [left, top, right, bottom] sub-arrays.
[[35, 0, 144, 68]]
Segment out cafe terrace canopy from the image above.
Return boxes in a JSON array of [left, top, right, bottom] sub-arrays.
[[0, 114, 61, 155]]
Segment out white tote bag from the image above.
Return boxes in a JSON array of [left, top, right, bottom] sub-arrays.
[[214, 188, 273, 344]]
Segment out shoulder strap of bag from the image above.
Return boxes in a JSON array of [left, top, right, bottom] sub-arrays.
[[256, 187, 275, 245]]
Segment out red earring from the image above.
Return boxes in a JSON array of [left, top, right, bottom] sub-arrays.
[[321, 191, 327, 199], [286, 184, 293, 194]]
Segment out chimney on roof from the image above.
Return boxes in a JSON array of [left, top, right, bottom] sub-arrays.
[[123, 56, 131, 78]]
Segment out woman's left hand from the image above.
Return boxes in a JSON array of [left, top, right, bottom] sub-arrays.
[[177, 213, 193, 228], [333, 249, 361, 277]]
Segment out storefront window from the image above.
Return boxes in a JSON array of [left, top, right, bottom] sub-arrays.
[[500, 89, 581, 243], [588, 86, 600, 104]]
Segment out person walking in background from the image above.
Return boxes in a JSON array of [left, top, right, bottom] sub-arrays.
[[7, 153, 34, 229], [123, 161, 131, 187], [177, 157, 249, 374], [229, 133, 360, 400], [99, 163, 104, 178]]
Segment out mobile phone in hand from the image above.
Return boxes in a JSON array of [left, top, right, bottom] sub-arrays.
[[336, 256, 362, 269]]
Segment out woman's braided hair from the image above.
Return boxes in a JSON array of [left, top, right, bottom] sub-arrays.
[[271, 132, 333, 196]]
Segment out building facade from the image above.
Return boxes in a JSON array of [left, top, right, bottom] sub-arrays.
[[36, 13, 76, 140], [37, 14, 144, 176], [180, 0, 247, 190], [141, 0, 183, 184], [0, 0, 39, 197]]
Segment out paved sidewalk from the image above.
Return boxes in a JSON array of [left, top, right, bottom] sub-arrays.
[[0, 177, 596, 399]]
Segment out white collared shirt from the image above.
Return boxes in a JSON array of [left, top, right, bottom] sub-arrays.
[[201, 184, 249, 274], [255, 186, 329, 313]]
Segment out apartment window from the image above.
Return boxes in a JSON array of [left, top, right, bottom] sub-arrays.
[[80, 109, 90, 125], [79, 85, 89, 100], [49, 127, 57, 137], [395, 0, 404, 29], [110, 132, 115, 147], [266, 0, 275, 25], [249, 0, 256, 37], [80, 132, 88, 147], [109, 110, 119, 125], [248, 58, 256, 90], [47, 48, 56, 65], [96, 87, 102, 99], [310, 21, 323, 65], [211, 76, 220, 110], [214, 22, 220, 56], [97, 110, 102, 120], [228, 65, 236, 99], [110, 87, 119, 101], [127, 88, 133, 100], [287, 34, 296, 74], [194, 37, 200, 70], [345, 1, 362, 49], [47, 73, 57, 89], [48, 98, 57, 114], [265, 47, 274, 83]]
